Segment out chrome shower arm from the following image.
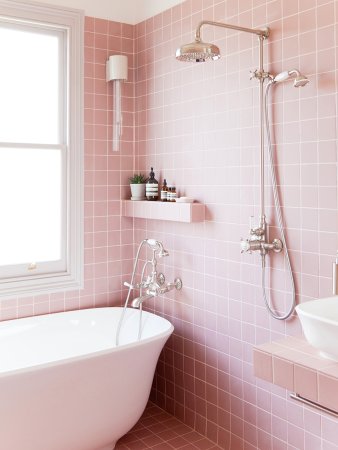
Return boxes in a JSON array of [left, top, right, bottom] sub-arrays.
[[194, 20, 269, 42], [192, 20, 269, 223]]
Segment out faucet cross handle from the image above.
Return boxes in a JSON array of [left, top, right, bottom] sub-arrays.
[[249, 69, 258, 80], [174, 278, 183, 290], [250, 226, 265, 237], [240, 238, 252, 254], [157, 273, 165, 286]]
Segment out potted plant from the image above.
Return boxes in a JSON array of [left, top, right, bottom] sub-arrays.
[[129, 173, 147, 200]]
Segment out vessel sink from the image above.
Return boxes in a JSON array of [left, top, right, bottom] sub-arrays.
[[296, 296, 338, 361]]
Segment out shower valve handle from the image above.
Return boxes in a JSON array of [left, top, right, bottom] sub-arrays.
[[240, 239, 252, 254], [249, 69, 258, 80], [240, 238, 264, 254], [250, 227, 265, 237]]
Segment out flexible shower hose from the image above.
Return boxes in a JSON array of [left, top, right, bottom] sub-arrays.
[[115, 239, 145, 345], [262, 81, 296, 320]]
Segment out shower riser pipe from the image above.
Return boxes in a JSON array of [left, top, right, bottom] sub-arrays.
[[258, 35, 265, 225]]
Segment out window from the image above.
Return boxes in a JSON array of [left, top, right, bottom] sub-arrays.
[[0, 1, 83, 297]]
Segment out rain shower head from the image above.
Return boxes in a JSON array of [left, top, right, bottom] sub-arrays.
[[272, 69, 309, 87], [176, 39, 220, 62], [176, 20, 269, 63]]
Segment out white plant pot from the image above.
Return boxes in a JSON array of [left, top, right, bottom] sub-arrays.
[[130, 183, 146, 201]]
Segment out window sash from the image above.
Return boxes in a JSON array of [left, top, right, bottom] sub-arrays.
[[0, 19, 66, 146], [0, 144, 68, 279], [0, 0, 83, 298]]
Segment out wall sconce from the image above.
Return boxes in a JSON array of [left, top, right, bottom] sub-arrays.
[[106, 55, 128, 152]]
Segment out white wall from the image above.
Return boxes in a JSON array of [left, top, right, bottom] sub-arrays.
[[30, 0, 184, 24]]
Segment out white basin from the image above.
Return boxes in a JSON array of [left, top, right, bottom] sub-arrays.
[[296, 296, 338, 361]]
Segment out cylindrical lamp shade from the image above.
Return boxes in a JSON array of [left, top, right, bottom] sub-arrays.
[[106, 55, 128, 81], [106, 55, 128, 152]]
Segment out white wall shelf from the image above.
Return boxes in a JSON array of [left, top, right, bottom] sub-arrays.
[[122, 200, 205, 223]]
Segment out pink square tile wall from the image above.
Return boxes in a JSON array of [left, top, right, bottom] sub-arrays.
[[0, 17, 135, 320], [1, 2, 338, 449], [134, 0, 338, 448]]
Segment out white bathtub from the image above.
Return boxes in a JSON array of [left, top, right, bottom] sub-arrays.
[[0, 307, 173, 450]]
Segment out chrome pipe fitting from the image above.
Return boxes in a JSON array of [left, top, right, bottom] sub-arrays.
[[241, 216, 283, 256], [263, 238, 283, 253]]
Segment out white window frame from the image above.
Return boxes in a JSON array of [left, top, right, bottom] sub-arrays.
[[0, 1, 83, 297]]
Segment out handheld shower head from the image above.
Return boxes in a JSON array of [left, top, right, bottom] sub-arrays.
[[293, 74, 309, 87], [176, 39, 220, 62], [273, 71, 290, 83], [272, 69, 309, 87], [145, 239, 169, 257]]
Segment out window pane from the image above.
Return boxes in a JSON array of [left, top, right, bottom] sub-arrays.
[[0, 24, 60, 144], [0, 148, 62, 266]]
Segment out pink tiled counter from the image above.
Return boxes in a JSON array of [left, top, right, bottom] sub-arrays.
[[122, 200, 205, 223], [253, 337, 338, 413]]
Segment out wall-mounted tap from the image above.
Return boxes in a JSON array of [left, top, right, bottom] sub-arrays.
[[117, 239, 182, 345], [121, 238, 182, 309], [131, 274, 182, 308]]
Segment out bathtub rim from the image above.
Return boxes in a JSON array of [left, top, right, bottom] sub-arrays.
[[0, 306, 174, 379]]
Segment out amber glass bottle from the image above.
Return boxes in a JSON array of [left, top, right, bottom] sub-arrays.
[[160, 179, 168, 202], [146, 167, 159, 201], [171, 185, 177, 202]]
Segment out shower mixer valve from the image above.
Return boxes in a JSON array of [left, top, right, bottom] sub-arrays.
[[249, 69, 271, 81], [240, 216, 283, 256]]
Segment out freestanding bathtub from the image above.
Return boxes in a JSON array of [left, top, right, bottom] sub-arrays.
[[0, 307, 173, 450]]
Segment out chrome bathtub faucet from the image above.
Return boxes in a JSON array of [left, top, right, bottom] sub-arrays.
[[131, 274, 183, 308], [122, 239, 183, 309]]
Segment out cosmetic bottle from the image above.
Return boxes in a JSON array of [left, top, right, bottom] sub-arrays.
[[146, 167, 159, 201], [167, 185, 172, 202], [160, 179, 168, 202], [171, 185, 177, 202]]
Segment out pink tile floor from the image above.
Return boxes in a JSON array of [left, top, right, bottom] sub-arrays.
[[116, 403, 221, 449]]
